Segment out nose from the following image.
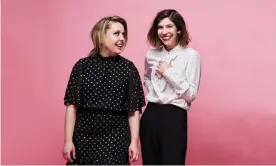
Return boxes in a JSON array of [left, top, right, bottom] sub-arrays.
[[161, 28, 168, 35], [119, 34, 125, 41]]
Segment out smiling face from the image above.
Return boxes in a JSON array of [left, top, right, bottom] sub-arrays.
[[101, 21, 126, 56], [90, 16, 128, 57], [157, 17, 179, 51], [147, 9, 191, 49]]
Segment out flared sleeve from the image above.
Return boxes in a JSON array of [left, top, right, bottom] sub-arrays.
[[127, 63, 146, 113], [63, 59, 84, 107]]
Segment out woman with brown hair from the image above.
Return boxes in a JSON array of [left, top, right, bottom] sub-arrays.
[[140, 9, 202, 165], [62, 16, 145, 165]]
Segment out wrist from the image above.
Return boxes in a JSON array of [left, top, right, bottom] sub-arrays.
[[131, 138, 139, 144], [64, 139, 73, 144], [163, 67, 171, 76]]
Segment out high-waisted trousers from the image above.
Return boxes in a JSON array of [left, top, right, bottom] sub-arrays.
[[140, 102, 188, 165]]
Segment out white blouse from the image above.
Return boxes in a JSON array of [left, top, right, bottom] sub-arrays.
[[144, 45, 201, 111]]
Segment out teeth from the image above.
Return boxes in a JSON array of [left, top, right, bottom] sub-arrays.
[[162, 36, 171, 40]]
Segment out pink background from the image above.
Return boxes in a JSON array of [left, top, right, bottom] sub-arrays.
[[2, 0, 276, 164]]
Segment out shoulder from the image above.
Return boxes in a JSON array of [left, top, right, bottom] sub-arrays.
[[144, 47, 164, 63], [74, 56, 90, 66], [119, 56, 141, 75], [119, 56, 134, 65], [178, 47, 201, 61], [69, 57, 91, 73], [145, 47, 163, 58]]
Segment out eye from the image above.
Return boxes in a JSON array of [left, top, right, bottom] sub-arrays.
[[166, 24, 173, 28], [114, 32, 120, 36]]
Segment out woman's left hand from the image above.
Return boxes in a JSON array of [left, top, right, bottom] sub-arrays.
[[129, 142, 139, 162], [156, 61, 172, 75]]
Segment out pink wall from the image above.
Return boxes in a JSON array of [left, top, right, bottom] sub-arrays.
[[2, 0, 276, 164]]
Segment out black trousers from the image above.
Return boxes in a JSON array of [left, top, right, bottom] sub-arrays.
[[140, 102, 188, 165]]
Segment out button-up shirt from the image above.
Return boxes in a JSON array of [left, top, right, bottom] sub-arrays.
[[144, 45, 201, 111]]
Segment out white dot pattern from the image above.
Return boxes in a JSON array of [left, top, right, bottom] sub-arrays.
[[64, 53, 145, 165], [69, 110, 131, 165], [64, 53, 145, 113]]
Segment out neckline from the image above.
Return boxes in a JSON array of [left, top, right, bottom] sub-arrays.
[[90, 52, 121, 61], [162, 44, 183, 53]]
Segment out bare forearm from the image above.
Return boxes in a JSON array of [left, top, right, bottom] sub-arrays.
[[128, 111, 140, 144], [64, 105, 77, 143]]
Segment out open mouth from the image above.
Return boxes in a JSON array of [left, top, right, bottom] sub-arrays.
[[115, 43, 124, 49], [161, 35, 172, 41]]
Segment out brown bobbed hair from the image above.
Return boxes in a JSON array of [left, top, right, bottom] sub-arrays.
[[147, 9, 191, 48]]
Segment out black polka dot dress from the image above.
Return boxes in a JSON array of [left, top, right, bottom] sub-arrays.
[[64, 53, 145, 165]]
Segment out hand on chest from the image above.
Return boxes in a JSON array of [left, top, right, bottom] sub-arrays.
[[148, 52, 178, 77], [152, 52, 177, 66]]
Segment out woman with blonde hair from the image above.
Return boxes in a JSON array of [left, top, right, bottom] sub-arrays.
[[62, 16, 145, 165]]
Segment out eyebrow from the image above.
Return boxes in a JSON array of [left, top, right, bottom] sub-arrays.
[[114, 30, 125, 34], [158, 24, 174, 27]]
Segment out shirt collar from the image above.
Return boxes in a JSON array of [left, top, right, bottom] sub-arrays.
[[161, 44, 183, 60]]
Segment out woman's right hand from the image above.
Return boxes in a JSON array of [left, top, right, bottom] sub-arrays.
[[62, 141, 76, 163]]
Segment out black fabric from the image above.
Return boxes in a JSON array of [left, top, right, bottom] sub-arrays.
[[66, 109, 130, 165], [64, 53, 145, 113], [63, 53, 146, 165], [140, 102, 188, 165]]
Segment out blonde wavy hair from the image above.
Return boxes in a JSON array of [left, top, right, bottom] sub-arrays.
[[90, 16, 128, 56]]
